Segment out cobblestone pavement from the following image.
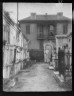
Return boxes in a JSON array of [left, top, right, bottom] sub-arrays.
[[5, 63, 67, 92]]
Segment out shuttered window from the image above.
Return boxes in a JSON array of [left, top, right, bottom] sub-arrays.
[[26, 25, 30, 34], [63, 23, 67, 34], [48, 25, 54, 36], [39, 25, 43, 33], [40, 41, 43, 50]]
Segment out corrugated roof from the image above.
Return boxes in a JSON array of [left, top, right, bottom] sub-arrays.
[[19, 14, 71, 22]]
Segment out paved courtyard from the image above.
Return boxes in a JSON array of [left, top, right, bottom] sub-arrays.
[[5, 63, 66, 92]]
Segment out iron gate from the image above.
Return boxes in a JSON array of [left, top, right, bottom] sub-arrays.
[[54, 52, 72, 79]]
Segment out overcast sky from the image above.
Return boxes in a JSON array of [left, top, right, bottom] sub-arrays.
[[3, 3, 72, 23]]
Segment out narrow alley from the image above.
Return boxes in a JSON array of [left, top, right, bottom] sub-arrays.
[[5, 63, 66, 92], [3, 3, 72, 92]]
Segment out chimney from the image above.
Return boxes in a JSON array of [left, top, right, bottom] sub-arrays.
[[57, 12, 63, 16], [31, 13, 36, 19]]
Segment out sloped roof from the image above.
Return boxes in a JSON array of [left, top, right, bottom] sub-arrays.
[[19, 14, 71, 22]]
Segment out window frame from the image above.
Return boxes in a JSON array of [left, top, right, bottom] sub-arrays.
[[39, 25, 43, 33], [63, 23, 67, 34], [48, 25, 54, 36]]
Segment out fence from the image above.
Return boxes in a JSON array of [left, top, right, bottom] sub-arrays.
[[54, 51, 72, 79], [64, 52, 72, 77]]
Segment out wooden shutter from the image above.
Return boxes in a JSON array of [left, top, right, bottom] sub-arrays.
[[26, 25, 30, 34], [63, 23, 67, 34]]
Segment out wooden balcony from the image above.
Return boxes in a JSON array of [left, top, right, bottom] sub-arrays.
[[37, 34, 55, 40], [37, 34, 45, 40], [47, 35, 55, 40]]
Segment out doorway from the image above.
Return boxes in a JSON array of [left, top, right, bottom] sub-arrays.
[[44, 41, 55, 63]]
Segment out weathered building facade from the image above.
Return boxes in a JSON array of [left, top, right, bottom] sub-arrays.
[[3, 10, 29, 80], [19, 12, 72, 61]]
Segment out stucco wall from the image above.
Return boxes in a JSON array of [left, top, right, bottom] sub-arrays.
[[20, 23, 39, 50], [43, 26, 48, 37], [67, 22, 72, 34]]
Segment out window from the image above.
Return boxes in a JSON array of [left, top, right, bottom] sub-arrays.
[[40, 41, 43, 50], [63, 23, 67, 34], [26, 25, 30, 34], [50, 25, 54, 31], [39, 25, 43, 33], [48, 25, 54, 36]]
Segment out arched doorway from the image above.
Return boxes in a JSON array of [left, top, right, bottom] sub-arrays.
[[45, 45, 52, 62], [44, 41, 55, 63]]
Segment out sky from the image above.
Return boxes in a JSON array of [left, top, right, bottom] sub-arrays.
[[3, 3, 72, 23]]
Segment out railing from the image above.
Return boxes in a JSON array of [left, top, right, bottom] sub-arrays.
[[37, 33, 45, 39], [54, 52, 72, 80], [47, 36, 55, 40], [37, 33, 55, 40], [64, 53, 72, 77]]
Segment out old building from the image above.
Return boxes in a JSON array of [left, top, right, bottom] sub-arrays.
[[3, 10, 29, 80], [3, 10, 17, 79], [19, 12, 72, 61], [55, 17, 72, 53]]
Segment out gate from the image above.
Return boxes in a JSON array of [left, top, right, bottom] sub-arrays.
[[54, 51, 72, 81]]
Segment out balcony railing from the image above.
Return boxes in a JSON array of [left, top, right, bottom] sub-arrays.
[[47, 35, 55, 40], [37, 34, 55, 40], [37, 33, 45, 39]]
